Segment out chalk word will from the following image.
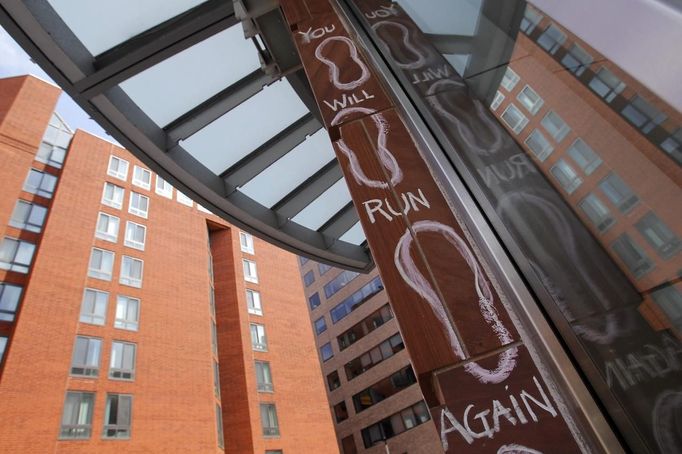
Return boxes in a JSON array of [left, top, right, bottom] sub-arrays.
[[411, 65, 451, 85], [363, 188, 430, 224], [440, 376, 557, 450], [323, 90, 375, 112]]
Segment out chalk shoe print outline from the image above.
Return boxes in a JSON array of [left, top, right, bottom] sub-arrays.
[[497, 443, 544, 454], [653, 389, 682, 454], [372, 20, 430, 70], [315, 35, 370, 91], [395, 220, 518, 384]]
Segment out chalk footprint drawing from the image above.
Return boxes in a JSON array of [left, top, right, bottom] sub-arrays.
[[372, 20, 429, 70]]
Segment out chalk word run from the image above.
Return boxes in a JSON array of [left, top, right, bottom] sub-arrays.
[[440, 376, 558, 450], [363, 188, 430, 224]]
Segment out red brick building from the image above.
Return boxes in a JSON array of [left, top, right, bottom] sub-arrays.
[[0, 75, 338, 453]]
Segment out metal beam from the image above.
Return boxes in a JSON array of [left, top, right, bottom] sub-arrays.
[[165, 69, 276, 145], [222, 113, 322, 190], [74, 0, 237, 98], [272, 160, 343, 221], [318, 202, 359, 240]]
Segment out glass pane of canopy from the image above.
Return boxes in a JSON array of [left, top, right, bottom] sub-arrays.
[[120, 25, 260, 127], [339, 222, 366, 246], [47, 0, 206, 56], [396, 0, 481, 35], [292, 179, 351, 231]]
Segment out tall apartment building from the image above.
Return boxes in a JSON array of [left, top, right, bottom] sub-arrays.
[[298, 259, 443, 454], [0, 75, 337, 453]]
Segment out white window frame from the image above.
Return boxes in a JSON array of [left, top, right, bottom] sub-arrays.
[[517, 84, 544, 115], [246, 289, 263, 316], [95, 212, 120, 243], [107, 155, 129, 181], [9, 200, 48, 233], [490, 91, 505, 111], [128, 192, 149, 219], [240, 232, 255, 254], [500, 104, 529, 134], [87, 247, 114, 281], [176, 191, 194, 207], [115, 295, 140, 331], [79, 288, 108, 326], [120, 256, 143, 288], [541, 110, 571, 143], [500, 67, 520, 91], [250, 323, 268, 351], [155, 175, 173, 198], [243, 259, 258, 283], [550, 159, 583, 194], [124, 221, 146, 251], [132, 165, 151, 190], [109, 342, 136, 381], [101, 182, 124, 210], [524, 129, 554, 161]]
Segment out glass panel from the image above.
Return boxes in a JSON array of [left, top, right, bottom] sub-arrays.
[[291, 179, 352, 231]]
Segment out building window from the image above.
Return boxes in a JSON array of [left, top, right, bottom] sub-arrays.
[[327, 370, 341, 391], [155, 175, 173, 198], [79, 288, 108, 326], [621, 95, 668, 134], [0, 282, 22, 322], [23, 168, 57, 198], [243, 259, 258, 283], [250, 323, 268, 351], [132, 165, 151, 190], [599, 173, 639, 213], [338, 304, 393, 351], [314, 316, 327, 335], [567, 138, 602, 175], [500, 104, 529, 134], [579, 194, 615, 232], [500, 67, 520, 91], [537, 23, 566, 54], [490, 91, 505, 111], [589, 67, 626, 103], [128, 192, 149, 218], [524, 129, 554, 161], [115, 296, 139, 331], [176, 191, 194, 207], [541, 111, 571, 143], [324, 270, 360, 299], [70, 336, 101, 377], [124, 221, 146, 250], [334, 401, 349, 423], [255, 360, 274, 392], [330, 277, 384, 324], [60, 392, 94, 439], [211, 320, 218, 355], [309, 292, 321, 310], [9, 200, 48, 233], [651, 286, 682, 332], [0, 237, 36, 274], [345, 333, 405, 380], [103, 394, 132, 439], [517, 85, 543, 115], [95, 212, 120, 242], [353, 366, 417, 413], [213, 361, 221, 397], [341, 435, 357, 454], [299, 256, 309, 266], [550, 159, 582, 194], [612, 234, 654, 279], [361, 401, 430, 448], [303, 270, 315, 287], [102, 182, 124, 209], [260, 403, 280, 437], [0, 336, 7, 365], [659, 128, 682, 165], [120, 256, 143, 288], [240, 231, 255, 254], [520, 6, 543, 34], [216, 404, 225, 448], [318, 262, 332, 275], [110, 341, 136, 380], [246, 289, 263, 316], [88, 247, 114, 280], [320, 342, 334, 362], [635, 212, 680, 259], [561, 43, 593, 76], [107, 156, 129, 180], [37, 114, 71, 168]]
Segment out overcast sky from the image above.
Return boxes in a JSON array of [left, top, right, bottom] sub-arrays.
[[0, 26, 111, 139]]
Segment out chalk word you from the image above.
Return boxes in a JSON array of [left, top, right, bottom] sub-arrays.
[[440, 376, 557, 450], [364, 4, 399, 19], [363, 188, 430, 223]]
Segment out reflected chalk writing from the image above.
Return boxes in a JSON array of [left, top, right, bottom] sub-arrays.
[[497, 443, 544, 454], [363, 188, 430, 223], [440, 376, 557, 449], [411, 65, 451, 84], [364, 4, 399, 19], [395, 220, 517, 384], [372, 21, 428, 70], [331, 107, 402, 188], [653, 390, 682, 453], [477, 153, 538, 188], [315, 36, 370, 91]]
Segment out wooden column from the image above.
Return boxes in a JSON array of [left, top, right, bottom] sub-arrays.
[[280, 1, 584, 451]]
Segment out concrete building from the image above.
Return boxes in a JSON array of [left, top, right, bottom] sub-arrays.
[[0, 75, 337, 453], [298, 259, 442, 454]]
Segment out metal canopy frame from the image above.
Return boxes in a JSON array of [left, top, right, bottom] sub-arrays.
[[0, 0, 370, 271]]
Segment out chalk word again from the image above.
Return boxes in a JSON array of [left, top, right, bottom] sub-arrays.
[[605, 335, 682, 392], [440, 376, 558, 449], [364, 4, 399, 19], [411, 65, 451, 85], [298, 24, 336, 44], [363, 188, 430, 224], [323, 90, 375, 112]]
